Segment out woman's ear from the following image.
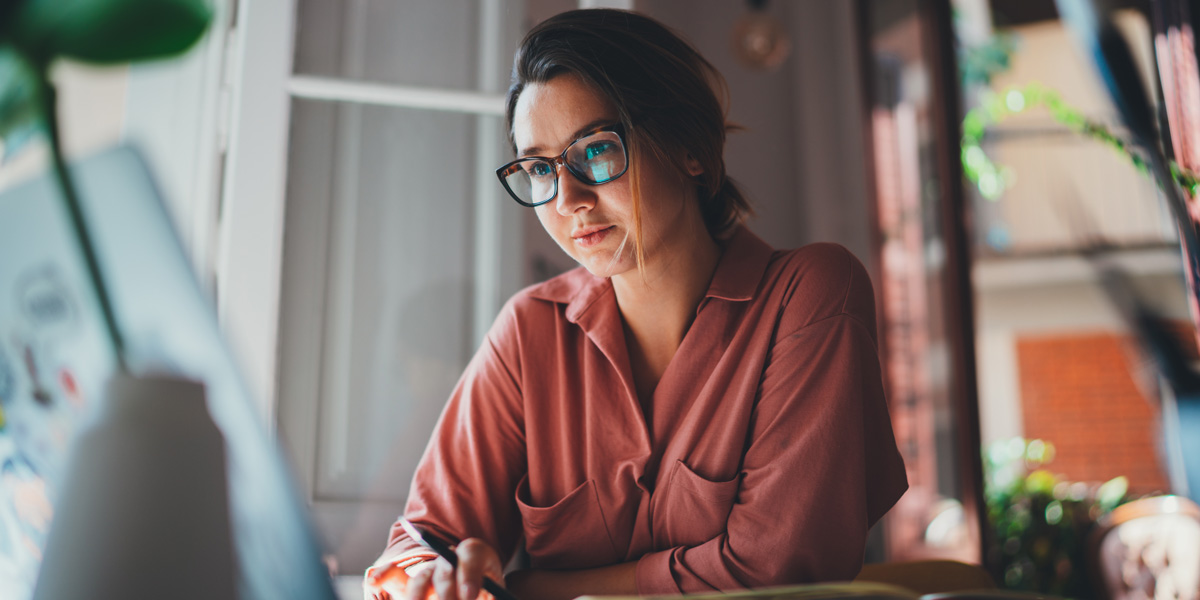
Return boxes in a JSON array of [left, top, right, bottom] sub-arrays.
[[684, 154, 704, 177]]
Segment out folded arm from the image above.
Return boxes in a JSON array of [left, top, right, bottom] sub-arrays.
[[635, 313, 908, 594]]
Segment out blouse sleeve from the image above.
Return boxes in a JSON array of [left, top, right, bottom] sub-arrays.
[[372, 303, 528, 571], [636, 245, 908, 593]]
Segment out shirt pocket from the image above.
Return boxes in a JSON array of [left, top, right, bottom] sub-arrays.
[[655, 459, 741, 548], [515, 475, 621, 569]]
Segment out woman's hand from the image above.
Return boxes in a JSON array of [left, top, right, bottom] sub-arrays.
[[363, 539, 506, 600], [363, 560, 420, 600]]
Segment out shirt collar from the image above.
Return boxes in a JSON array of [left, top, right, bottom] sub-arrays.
[[703, 226, 774, 302], [526, 266, 612, 324], [526, 225, 775, 321]]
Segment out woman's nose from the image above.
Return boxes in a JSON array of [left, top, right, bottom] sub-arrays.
[[554, 164, 596, 216]]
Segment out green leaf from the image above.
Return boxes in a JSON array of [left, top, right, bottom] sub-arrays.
[[0, 46, 44, 156], [10, 0, 212, 64], [1095, 476, 1128, 510]]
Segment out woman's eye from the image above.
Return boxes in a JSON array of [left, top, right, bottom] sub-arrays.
[[584, 141, 616, 160], [526, 162, 554, 178]]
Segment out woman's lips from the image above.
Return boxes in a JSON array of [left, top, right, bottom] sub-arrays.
[[573, 225, 614, 248]]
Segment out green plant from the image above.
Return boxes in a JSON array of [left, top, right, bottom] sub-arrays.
[[0, 0, 212, 370], [984, 437, 1129, 598], [961, 82, 1200, 202]]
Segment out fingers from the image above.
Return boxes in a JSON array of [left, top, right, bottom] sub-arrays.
[[432, 557, 459, 600], [364, 562, 405, 600], [404, 562, 436, 600], [456, 538, 505, 600]]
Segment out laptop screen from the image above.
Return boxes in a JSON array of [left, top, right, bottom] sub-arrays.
[[0, 146, 337, 599]]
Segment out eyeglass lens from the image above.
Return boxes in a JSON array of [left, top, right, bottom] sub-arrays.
[[502, 131, 626, 206]]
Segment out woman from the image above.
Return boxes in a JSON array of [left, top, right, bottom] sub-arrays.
[[365, 9, 906, 600]]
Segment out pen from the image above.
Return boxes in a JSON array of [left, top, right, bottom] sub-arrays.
[[399, 518, 520, 600]]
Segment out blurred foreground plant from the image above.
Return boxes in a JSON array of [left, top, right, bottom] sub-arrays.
[[984, 437, 1129, 597], [0, 0, 211, 371]]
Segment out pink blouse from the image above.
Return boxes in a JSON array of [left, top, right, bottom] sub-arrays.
[[376, 227, 907, 594]]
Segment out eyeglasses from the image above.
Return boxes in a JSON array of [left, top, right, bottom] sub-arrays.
[[495, 124, 629, 207]]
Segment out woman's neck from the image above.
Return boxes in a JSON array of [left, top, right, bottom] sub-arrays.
[[611, 234, 721, 331], [610, 225, 722, 377]]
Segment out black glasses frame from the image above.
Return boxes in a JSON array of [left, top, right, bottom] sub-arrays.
[[495, 123, 629, 207]]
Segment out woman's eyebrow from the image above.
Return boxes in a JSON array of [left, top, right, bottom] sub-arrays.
[[518, 118, 617, 157]]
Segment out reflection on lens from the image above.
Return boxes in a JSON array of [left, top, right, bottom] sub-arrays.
[[589, 161, 616, 182], [568, 132, 626, 184]]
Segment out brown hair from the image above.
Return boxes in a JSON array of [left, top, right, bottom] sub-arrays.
[[504, 9, 752, 272]]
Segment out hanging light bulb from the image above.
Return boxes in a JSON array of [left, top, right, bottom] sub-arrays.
[[731, 0, 790, 71]]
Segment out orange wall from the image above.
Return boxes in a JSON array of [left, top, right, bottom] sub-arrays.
[[1016, 332, 1172, 495]]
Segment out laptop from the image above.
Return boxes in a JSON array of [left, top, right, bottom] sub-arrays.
[[0, 146, 338, 599]]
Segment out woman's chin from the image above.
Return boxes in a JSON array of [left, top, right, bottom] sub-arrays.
[[577, 255, 635, 279]]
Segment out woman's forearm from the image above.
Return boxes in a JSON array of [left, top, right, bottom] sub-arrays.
[[506, 561, 639, 600]]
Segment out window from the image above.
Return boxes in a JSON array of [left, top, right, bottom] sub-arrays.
[[273, 0, 557, 574]]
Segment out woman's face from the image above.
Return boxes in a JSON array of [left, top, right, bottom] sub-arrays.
[[511, 73, 700, 279]]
